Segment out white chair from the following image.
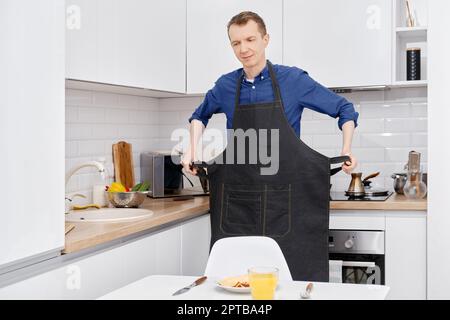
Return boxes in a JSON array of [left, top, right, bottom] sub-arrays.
[[204, 236, 293, 282]]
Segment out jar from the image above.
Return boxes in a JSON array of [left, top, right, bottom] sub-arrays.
[[403, 172, 427, 199]]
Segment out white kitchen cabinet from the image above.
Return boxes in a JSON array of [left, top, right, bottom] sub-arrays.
[[0, 0, 65, 271], [283, 0, 392, 88], [385, 212, 427, 300], [0, 216, 208, 299], [181, 215, 211, 276], [66, 0, 186, 92], [186, 0, 283, 94]]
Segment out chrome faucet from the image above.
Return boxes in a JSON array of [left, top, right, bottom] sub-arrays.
[[65, 160, 106, 213]]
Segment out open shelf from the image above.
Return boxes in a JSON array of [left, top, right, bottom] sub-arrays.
[[393, 1, 428, 83], [396, 26, 427, 39]]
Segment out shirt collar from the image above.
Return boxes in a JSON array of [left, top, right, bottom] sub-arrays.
[[241, 64, 270, 83]]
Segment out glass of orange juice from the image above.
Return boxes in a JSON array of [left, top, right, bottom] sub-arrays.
[[248, 266, 279, 300]]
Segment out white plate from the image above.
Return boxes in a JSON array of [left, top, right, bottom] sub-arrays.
[[217, 275, 251, 293], [217, 283, 251, 293]]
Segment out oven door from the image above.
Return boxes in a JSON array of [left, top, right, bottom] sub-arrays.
[[330, 254, 385, 285]]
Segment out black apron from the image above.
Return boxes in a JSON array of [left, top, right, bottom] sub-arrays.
[[197, 60, 349, 282]]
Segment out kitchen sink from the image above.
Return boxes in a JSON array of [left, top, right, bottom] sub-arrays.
[[65, 208, 154, 222]]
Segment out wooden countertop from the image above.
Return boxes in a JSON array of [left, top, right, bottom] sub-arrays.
[[330, 193, 427, 211], [63, 196, 210, 254], [64, 192, 426, 254]]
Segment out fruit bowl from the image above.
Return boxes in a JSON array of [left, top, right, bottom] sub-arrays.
[[106, 191, 149, 208]]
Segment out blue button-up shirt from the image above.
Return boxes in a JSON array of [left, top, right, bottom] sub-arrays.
[[189, 63, 359, 137]]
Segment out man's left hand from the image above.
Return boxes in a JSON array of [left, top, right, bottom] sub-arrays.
[[341, 152, 357, 174]]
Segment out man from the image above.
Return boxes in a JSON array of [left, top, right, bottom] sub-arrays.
[[182, 11, 359, 281]]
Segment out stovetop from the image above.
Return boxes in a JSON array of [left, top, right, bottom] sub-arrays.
[[330, 191, 393, 201]]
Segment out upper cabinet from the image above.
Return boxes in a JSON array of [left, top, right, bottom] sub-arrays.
[[66, 0, 186, 93], [186, 0, 283, 94], [283, 0, 392, 88]]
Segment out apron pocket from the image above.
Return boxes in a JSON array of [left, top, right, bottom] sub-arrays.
[[220, 186, 262, 235], [264, 184, 291, 237]]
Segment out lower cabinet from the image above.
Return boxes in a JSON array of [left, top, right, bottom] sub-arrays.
[[385, 212, 427, 300], [0, 214, 211, 299]]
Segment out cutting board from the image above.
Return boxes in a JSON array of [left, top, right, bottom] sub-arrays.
[[65, 223, 75, 235], [112, 141, 135, 189]]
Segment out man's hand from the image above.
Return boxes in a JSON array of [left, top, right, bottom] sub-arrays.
[[181, 153, 198, 176], [341, 151, 357, 174]]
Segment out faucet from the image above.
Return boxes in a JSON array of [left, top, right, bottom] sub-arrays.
[[65, 160, 106, 187], [65, 161, 106, 213]]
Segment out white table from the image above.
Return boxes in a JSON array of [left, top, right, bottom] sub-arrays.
[[99, 275, 390, 300]]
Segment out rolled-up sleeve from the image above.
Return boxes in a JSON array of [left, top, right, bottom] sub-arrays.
[[188, 80, 223, 127], [296, 69, 359, 130]]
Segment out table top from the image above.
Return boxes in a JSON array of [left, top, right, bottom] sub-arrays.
[[99, 275, 390, 300]]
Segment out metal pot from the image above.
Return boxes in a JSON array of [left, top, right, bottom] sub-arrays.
[[391, 173, 407, 194], [392, 172, 428, 195]]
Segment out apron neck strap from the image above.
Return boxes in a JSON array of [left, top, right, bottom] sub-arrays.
[[234, 60, 283, 107]]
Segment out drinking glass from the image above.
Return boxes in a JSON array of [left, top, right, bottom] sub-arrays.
[[248, 266, 279, 300]]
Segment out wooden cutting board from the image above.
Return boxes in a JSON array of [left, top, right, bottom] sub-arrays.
[[65, 223, 75, 235], [112, 141, 135, 189]]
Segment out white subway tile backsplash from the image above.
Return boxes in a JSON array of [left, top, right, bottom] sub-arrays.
[[78, 107, 105, 123], [355, 118, 384, 133], [411, 133, 427, 147], [65, 141, 78, 158], [105, 108, 130, 123], [66, 89, 93, 106], [360, 133, 410, 148], [78, 140, 106, 157], [129, 110, 150, 124], [385, 148, 427, 162], [302, 120, 336, 134], [66, 107, 78, 123], [66, 87, 427, 197], [352, 148, 385, 162], [411, 102, 428, 117], [66, 124, 93, 140], [313, 134, 342, 148]]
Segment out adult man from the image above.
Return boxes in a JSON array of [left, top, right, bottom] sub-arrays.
[[182, 11, 359, 281]]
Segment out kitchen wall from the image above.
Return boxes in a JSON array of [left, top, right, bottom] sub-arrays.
[[158, 87, 428, 192], [65, 89, 160, 203], [65, 86, 427, 202]]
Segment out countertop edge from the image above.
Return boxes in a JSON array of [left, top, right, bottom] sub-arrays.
[[63, 205, 209, 254]]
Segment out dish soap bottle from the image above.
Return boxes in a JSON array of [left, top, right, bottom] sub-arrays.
[[92, 157, 109, 207]]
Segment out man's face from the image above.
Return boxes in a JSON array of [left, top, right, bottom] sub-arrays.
[[228, 20, 269, 69]]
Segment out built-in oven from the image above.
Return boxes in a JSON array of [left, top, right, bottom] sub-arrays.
[[329, 230, 385, 285]]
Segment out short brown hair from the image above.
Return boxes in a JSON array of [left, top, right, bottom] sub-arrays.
[[227, 11, 267, 37]]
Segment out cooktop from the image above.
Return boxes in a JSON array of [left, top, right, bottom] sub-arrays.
[[330, 191, 393, 201]]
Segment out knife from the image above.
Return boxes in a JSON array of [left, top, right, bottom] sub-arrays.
[[172, 276, 207, 296]]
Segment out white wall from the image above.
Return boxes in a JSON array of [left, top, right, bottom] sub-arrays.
[[427, 0, 450, 300]]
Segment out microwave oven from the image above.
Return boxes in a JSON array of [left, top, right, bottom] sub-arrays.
[[140, 151, 209, 198]]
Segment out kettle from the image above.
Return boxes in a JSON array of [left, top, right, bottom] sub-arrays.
[[346, 173, 365, 196], [346, 172, 380, 197]]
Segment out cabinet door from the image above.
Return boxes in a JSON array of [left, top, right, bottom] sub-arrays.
[[66, 0, 99, 81], [284, 0, 391, 88], [385, 213, 426, 300], [115, 0, 186, 92], [66, 0, 186, 92], [181, 215, 211, 276], [187, 0, 283, 94], [0, 0, 65, 270]]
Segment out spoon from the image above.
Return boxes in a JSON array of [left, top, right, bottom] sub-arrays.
[[300, 282, 314, 299]]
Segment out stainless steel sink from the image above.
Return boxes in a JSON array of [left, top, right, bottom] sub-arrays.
[[65, 208, 153, 222]]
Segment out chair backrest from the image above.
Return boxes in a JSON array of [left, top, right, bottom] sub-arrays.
[[204, 236, 293, 282]]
